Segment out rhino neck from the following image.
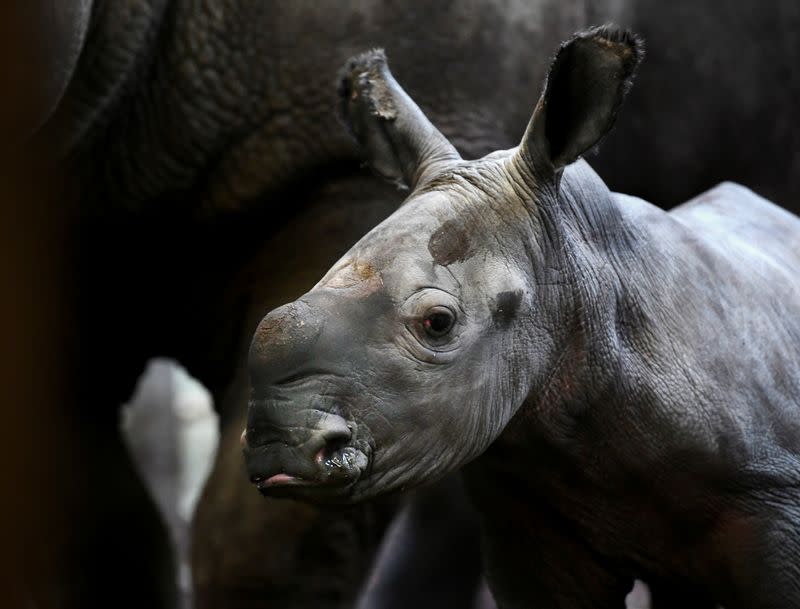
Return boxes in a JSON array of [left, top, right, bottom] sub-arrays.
[[473, 161, 737, 491], [479, 160, 671, 472], [517, 160, 638, 410]]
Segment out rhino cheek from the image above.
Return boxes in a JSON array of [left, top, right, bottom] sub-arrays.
[[369, 386, 481, 488], [364, 423, 462, 494]]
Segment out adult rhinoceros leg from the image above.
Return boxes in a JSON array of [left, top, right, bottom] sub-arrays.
[[355, 474, 491, 609]]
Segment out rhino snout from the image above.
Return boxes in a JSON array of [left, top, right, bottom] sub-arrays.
[[248, 300, 323, 393]]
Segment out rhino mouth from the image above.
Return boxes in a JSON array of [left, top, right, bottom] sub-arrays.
[[245, 435, 371, 501], [243, 388, 374, 502], [250, 471, 351, 493]]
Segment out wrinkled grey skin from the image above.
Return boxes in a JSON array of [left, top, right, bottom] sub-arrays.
[[26, 1, 799, 608], [245, 27, 800, 609]]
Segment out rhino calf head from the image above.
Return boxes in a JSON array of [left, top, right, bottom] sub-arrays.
[[242, 26, 643, 502]]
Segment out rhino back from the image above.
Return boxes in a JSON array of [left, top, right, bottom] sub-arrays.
[[621, 185, 800, 462], [669, 182, 800, 275]]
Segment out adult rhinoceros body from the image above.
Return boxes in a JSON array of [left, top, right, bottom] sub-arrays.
[[244, 27, 800, 609]]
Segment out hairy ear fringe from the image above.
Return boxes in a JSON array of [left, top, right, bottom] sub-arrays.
[[338, 48, 397, 126], [336, 48, 461, 190], [545, 24, 645, 165], [562, 23, 646, 105]]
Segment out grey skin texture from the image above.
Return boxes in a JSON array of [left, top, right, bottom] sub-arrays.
[[29, 1, 800, 607], [244, 26, 800, 609]]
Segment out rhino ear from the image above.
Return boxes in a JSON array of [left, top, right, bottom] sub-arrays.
[[339, 50, 461, 190], [518, 25, 643, 174]]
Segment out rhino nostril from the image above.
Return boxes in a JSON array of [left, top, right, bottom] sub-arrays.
[[316, 426, 353, 463], [327, 432, 351, 451]]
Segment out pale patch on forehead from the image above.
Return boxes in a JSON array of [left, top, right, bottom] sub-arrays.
[[316, 257, 384, 295]]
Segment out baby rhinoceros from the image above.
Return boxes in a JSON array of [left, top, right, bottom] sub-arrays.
[[242, 26, 800, 609]]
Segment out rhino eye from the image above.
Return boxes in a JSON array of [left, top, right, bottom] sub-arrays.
[[422, 307, 455, 338]]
